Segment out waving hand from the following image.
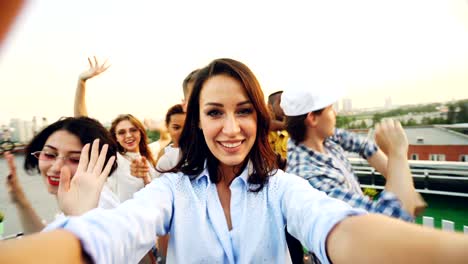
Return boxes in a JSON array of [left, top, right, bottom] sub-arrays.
[[58, 139, 116, 216], [79, 56, 110, 81]]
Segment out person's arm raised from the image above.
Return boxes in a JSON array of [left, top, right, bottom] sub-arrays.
[[4, 152, 45, 233], [74, 56, 110, 117], [374, 119, 419, 217]]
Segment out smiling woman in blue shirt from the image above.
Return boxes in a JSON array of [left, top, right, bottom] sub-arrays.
[[1, 58, 468, 264]]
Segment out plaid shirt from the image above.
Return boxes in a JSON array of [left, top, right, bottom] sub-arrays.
[[286, 128, 413, 222]]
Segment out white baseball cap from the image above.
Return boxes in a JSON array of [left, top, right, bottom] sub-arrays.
[[280, 84, 344, 116]]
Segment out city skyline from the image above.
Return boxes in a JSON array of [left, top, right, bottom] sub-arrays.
[[1, 0, 468, 124]]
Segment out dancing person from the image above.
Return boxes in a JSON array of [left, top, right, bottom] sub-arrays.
[[282, 87, 426, 220], [74, 57, 157, 203]]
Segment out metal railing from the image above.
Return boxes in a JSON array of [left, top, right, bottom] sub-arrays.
[[350, 158, 468, 197]]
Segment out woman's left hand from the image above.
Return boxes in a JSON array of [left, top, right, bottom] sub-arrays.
[[58, 139, 116, 216]]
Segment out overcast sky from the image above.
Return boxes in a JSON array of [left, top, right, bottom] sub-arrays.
[[1, 0, 468, 125]]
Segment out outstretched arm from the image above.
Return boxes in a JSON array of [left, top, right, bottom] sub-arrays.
[[4, 152, 45, 234], [327, 214, 468, 264], [74, 56, 110, 117], [0, 230, 88, 264], [282, 173, 468, 264]]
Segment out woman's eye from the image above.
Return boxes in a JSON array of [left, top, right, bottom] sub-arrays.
[[69, 157, 81, 164], [238, 108, 253, 115], [117, 131, 125, 135], [43, 152, 57, 159], [207, 109, 222, 117], [130, 128, 138, 133]]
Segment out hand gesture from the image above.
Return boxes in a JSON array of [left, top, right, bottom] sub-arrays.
[[4, 151, 27, 204], [58, 139, 116, 216], [130, 157, 151, 185], [79, 56, 110, 81], [374, 119, 408, 157]]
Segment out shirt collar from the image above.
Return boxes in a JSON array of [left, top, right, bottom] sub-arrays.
[[195, 160, 211, 184], [194, 160, 253, 188]]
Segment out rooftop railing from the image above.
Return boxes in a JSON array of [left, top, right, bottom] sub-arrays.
[[350, 158, 468, 197]]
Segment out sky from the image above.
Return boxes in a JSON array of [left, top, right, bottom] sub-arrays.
[[1, 0, 468, 125]]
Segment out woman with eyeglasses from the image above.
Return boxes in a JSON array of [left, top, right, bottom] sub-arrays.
[[4, 116, 117, 234], [2, 58, 467, 264], [74, 57, 158, 204]]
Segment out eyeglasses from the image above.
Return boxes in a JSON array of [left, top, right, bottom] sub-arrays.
[[31, 151, 81, 166]]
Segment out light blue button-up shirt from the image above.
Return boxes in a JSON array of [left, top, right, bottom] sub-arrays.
[[45, 165, 364, 264]]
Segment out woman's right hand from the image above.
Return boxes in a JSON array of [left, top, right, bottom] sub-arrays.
[[58, 139, 116, 216], [78, 56, 110, 81], [374, 119, 409, 157], [130, 157, 151, 185], [4, 151, 27, 204]]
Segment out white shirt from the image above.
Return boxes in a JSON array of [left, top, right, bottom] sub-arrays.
[[154, 145, 181, 177], [148, 141, 161, 158], [103, 152, 157, 205]]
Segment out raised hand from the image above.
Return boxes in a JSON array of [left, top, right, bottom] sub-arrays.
[[374, 119, 408, 157], [130, 157, 151, 185], [4, 151, 27, 204], [375, 119, 426, 216], [78, 56, 110, 81], [58, 139, 116, 216]]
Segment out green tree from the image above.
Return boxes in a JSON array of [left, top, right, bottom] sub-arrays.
[[447, 104, 456, 124], [336, 116, 349, 128], [372, 113, 383, 125], [146, 130, 160, 143], [405, 118, 417, 126], [421, 117, 431, 125], [456, 102, 468, 123], [358, 120, 368, 129]]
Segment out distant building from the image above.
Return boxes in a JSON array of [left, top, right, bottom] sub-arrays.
[[32, 116, 39, 135], [333, 101, 340, 112], [405, 126, 468, 162], [342, 98, 352, 112], [348, 126, 468, 162], [384, 97, 392, 109], [9, 118, 34, 143]]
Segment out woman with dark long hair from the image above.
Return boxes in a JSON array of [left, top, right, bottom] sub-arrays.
[[4, 117, 117, 233]]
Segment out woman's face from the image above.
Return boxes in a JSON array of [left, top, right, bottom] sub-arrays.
[[199, 74, 257, 171], [115, 119, 141, 153], [168, 113, 186, 147], [38, 130, 82, 195]]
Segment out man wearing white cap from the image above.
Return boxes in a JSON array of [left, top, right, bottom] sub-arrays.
[[281, 86, 425, 221]]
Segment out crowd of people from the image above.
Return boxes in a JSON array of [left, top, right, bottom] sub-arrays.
[[1, 7, 468, 263]]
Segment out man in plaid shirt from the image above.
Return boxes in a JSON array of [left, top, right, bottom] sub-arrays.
[[280, 86, 425, 222]]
